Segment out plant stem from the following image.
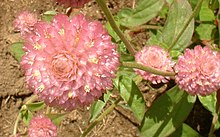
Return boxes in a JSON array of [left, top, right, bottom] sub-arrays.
[[208, 90, 220, 137], [13, 94, 38, 135], [168, 0, 204, 52], [122, 62, 175, 76], [96, 0, 136, 55], [80, 98, 121, 137]]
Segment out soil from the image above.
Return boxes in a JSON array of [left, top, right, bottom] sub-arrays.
[[0, 0, 215, 137]]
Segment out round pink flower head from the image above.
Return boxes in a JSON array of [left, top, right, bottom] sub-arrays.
[[13, 11, 38, 36], [55, 0, 91, 8], [28, 115, 57, 137], [20, 14, 120, 110], [175, 45, 220, 96], [135, 46, 175, 84]]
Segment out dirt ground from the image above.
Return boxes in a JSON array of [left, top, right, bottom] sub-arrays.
[[0, 0, 139, 137]]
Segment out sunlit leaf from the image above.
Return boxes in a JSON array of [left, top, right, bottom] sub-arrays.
[[47, 113, 67, 126], [89, 91, 111, 122], [199, 0, 215, 21], [26, 101, 46, 112], [42, 10, 57, 22], [139, 86, 196, 137], [118, 0, 164, 27], [10, 42, 25, 62], [170, 123, 202, 137], [196, 23, 216, 40], [20, 109, 33, 126], [198, 92, 217, 114], [161, 0, 194, 52], [118, 75, 145, 122]]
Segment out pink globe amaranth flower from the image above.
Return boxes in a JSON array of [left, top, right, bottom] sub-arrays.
[[28, 115, 57, 137], [55, 0, 91, 8], [134, 46, 175, 84], [20, 14, 120, 110], [175, 45, 220, 96], [13, 11, 38, 36]]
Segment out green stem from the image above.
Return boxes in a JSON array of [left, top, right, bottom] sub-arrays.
[[208, 90, 220, 137], [168, 0, 204, 52], [122, 62, 176, 76], [80, 98, 121, 137], [96, 0, 136, 55], [13, 94, 38, 135]]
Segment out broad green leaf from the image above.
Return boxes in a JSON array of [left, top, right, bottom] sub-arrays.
[[10, 42, 25, 62], [26, 101, 46, 112], [42, 10, 57, 22], [139, 86, 196, 137], [170, 123, 202, 137], [147, 31, 168, 49], [198, 92, 217, 114], [161, 0, 194, 52], [47, 113, 67, 126], [20, 109, 33, 126], [118, 75, 145, 122], [89, 91, 111, 122], [196, 23, 216, 40], [199, 0, 215, 21], [118, 0, 164, 27]]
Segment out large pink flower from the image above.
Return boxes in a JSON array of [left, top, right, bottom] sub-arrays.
[[55, 0, 91, 8], [175, 45, 220, 96], [134, 46, 175, 84], [28, 115, 57, 137], [13, 11, 38, 36], [20, 14, 120, 110]]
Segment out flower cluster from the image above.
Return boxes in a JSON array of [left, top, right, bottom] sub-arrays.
[[55, 0, 91, 8], [13, 11, 38, 36], [20, 14, 120, 110], [134, 46, 175, 84], [175, 45, 220, 96], [28, 115, 57, 137]]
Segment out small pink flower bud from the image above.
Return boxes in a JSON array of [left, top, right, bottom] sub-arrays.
[[28, 115, 57, 137], [134, 46, 175, 84], [13, 11, 38, 36], [175, 45, 220, 96]]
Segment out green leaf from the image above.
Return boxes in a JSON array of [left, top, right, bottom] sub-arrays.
[[161, 0, 194, 52], [170, 123, 202, 137], [10, 42, 25, 62], [139, 86, 196, 137], [199, 0, 215, 21], [47, 113, 67, 126], [42, 10, 57, 22], [196, 23, 216, 40], [26, 101, 46, 112], [118, 75, 145, 122], [89, 91, 111, 122], [105, 22, 120, 42], [198, 92, 217, 114], [20, 109, 33, 126], [118, 0, 164, 27]]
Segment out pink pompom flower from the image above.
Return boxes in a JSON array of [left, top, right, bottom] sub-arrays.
[[134, 46, 175, 84], [20, 14, 120, 110], [28, 115, 57, 137], [13, 11, 38, 36], [55, 0, 91, 8], [175, 45, 220, 96]]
